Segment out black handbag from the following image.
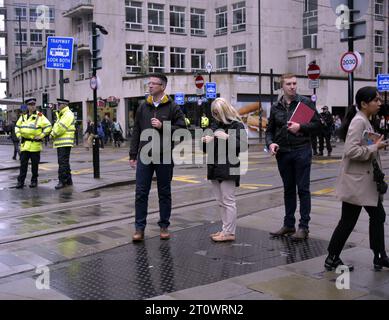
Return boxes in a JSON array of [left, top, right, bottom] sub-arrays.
[[372, 159, 388, 195]]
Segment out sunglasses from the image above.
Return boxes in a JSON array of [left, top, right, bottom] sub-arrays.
[[148, 82, 163, 86]]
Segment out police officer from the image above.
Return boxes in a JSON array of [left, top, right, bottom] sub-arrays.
[[50, 98, 76, 190], [15, 98, 52, 189], [200, 113, 210, 129]]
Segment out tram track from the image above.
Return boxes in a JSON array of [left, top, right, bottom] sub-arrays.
[[0, 173, 340, 246]]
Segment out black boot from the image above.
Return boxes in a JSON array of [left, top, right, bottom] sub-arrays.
[[373, 252, 389, 271], [29, 181, 37, 188], [324, 254, 354, 272], [66, 178, 73, 186], [15, 181, 24, 189]]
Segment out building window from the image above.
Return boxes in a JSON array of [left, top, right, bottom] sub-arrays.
[[29, 6, 54, 23], [375, 62, 383, 77], [216, 6, 227, 35], [232, 2, 246, 32], [125, 0, 142, 30], [303, 0, 318, 49], [148, 45, 165, 72], [170, 5, 185, 34], [375, 30, 384, 53], [148, 3, 165, 32], [191, 49, 205, 71], [14, 6, 27, 21], [304, 0, 318, 12], [49, 7, 55, 22], [45, 29, 55, 40], [30, 29, 43, 46], [190, 8, 205, 36], [375, 0, 384, 20], [233, 44, 246, 71], [216, 47, 228, 71], [15, 28, 27, 46], [126, 44, 143, 73], [170, 47, 186, 73]]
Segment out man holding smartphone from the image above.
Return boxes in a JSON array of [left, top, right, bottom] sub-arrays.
[[129, 73, 186, 242], [265, 74, 321, 240]]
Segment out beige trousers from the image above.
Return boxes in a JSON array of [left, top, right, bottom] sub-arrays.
[[211, 180, 237, 235]]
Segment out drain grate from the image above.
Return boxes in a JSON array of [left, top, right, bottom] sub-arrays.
[[42, 224, 335, 300]]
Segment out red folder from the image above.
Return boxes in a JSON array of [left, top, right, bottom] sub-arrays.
[[289, 102, 315, 124]]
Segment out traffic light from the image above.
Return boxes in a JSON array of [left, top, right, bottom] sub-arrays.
[[42, 92, 48, 109]]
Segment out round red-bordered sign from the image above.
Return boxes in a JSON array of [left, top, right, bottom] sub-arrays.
[[307, 64, 321, 80], [340, 52, 358, 73], [195, 75, 205, 89]]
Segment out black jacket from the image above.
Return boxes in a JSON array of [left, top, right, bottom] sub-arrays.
[[202, 121, 248, 187], [130, 95, 186, 161], [265, 94, 321, 152], [320, 111, 334, 134]]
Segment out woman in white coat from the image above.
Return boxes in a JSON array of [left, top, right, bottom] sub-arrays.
[[325, 86, 389, 272]]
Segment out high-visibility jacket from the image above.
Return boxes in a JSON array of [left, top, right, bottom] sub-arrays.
[[51, 106, 76, 148], [201, 116, 209, 128], [15, 112, 52, 152]]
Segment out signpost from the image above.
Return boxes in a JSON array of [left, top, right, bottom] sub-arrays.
[[378, 74, 389, 134], [174, 93, 185, 106], [46, 37, 74, 70], [206, 82, 217, 100], [340, 52, 358, 73], [46, 36, 74, 100], [307, 62, 320, 105], [195, 75, 205, 89], [331, 0, 369, 108]]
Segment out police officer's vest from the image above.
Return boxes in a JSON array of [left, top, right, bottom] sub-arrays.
[[15, 112, 52, 152], [201, 116, 209, 128], [51, 106, 76, 148]]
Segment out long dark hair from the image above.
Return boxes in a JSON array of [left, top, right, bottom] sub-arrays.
[[339, 86, 379, 141]]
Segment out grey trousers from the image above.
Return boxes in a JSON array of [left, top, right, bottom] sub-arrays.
[[211, 180, 237, 235]]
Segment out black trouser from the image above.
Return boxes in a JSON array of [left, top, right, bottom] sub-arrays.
[[319, 132, 332, 154], [18, 151, 40, 184], [13, 141, 20, 159], [57, 147, 72, 183], [328, 201, 386, 257], [311, 135, 318, 153]]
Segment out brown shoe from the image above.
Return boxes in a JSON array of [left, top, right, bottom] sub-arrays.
[[270, 226, 296, 237], [132, 230, 144, 242], [291, 228, 309, 241], [212, 233, 236, 242], [160, 228, 170, 240], [210, 231, 222, 238]]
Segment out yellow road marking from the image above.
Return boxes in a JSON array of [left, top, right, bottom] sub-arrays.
[[108, 156, 129, 164], [71, 168, 93, 175], [312, 188, 335, 195], [240, 183, 273, 190], [313, 160, 341, 165], [173, 176, 201, 184]]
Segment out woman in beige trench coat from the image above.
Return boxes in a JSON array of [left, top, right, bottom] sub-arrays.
[[325, 87, 389, 272]]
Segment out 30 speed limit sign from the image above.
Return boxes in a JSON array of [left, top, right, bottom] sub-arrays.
[[340, 52, 358, 73]]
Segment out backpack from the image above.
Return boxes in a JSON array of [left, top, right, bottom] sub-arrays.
[[113, 122, 121, 132]]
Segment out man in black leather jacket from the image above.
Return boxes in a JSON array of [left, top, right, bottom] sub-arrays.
[[266, 73, 321, 240]]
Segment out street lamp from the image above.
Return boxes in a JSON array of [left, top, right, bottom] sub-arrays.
[[92, 22, 108, 179], [4, 16, 25, 104]]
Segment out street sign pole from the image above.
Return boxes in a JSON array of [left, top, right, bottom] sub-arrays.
[[92, 22, 100, 179], [348, 0, 354, 108], [59, 70, 64, 100]]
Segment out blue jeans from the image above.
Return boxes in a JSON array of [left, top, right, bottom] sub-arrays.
[[276, 146, 312, 230], [135, 161, 173, 231]]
